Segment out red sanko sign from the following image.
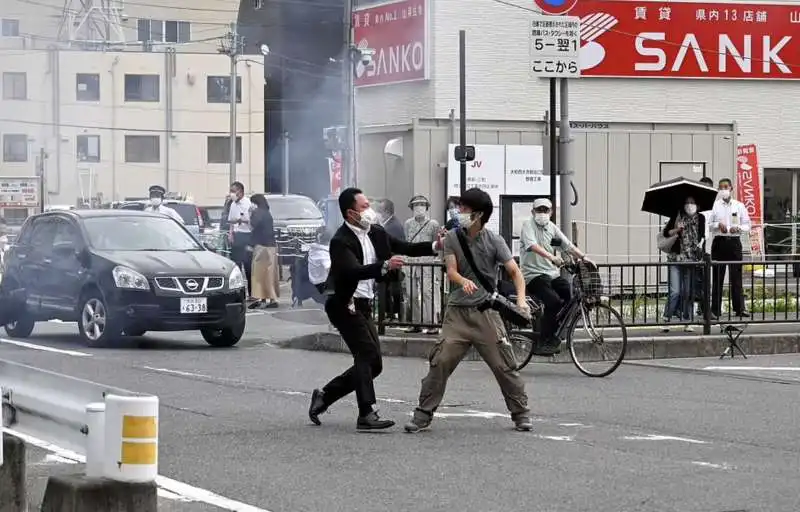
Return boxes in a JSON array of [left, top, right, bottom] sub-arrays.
[[570, 1, 800, 79], [353, 0, 429, 87]]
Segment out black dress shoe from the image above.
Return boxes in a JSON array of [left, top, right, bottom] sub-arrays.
[[356, 410, 395, 431], [308, 389, 327, 426], [736, 311, 750, 317]]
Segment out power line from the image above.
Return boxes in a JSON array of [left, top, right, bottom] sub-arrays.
[[490, 0, 800, 70], [0, 117, 265, 134]]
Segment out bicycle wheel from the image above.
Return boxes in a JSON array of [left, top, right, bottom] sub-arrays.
[[504, 319, 538, 371], [566, 302, 627, 377]]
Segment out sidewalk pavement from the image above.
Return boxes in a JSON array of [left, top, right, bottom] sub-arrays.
[[276, 322, 800, 362]]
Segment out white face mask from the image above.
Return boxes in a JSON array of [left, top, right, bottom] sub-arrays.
[[149, 197, 162, 207], [534, 213, 550, 226], [412, 205, 427, 218], [448, 206, 458, 219], [457, 213, 474, 228], [230, 192, 239, 201], [357, 207, 379, 229], [719, 189, 731, 200], [684, 204, 697, 215]]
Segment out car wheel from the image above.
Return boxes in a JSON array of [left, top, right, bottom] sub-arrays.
[[124, 328, 147, 337], [4, 315, 35, 338], [201, 320, 245, 347], [78, 292, 120, 347]]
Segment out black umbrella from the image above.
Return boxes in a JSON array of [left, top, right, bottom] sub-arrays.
[[641, 177, 718, 218]]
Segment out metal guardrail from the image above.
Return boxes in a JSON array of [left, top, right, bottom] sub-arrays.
[[375, 259, 800, 335], [0, 359, 138, 455]]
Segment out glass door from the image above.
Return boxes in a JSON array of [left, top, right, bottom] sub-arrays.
[[763, 168, 797, 257]]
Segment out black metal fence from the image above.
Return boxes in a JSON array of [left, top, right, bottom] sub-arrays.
[[374, 259, 800, 335]]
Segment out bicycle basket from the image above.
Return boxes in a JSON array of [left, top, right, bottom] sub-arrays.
[[575, 261, 603, 300]]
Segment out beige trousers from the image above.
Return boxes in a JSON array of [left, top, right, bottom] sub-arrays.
[[251, 245, 279, 300], [417, 306, 529, 418]]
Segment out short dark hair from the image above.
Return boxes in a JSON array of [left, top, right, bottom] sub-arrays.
[[338, 187, 363, 216], [446, 196, 460, 207], [251, 193, 268, 209], [459, 188, 493, 225], [382, 199, 395, 215], [230, 181, 244, 193], [718, 177, 732, 187], [699, 176, 713, 186]]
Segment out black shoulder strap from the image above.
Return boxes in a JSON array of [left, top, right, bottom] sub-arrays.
[[409, 219, 431, 242], [455, 229, 496, 293]]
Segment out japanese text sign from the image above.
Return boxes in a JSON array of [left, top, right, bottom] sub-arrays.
[[530, 14, 581, 78], [353, 0, 429, 87], [569, 1, 800, 79], [736, 144, 764, 255]]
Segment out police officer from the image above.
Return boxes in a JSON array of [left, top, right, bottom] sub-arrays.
[[145, 185, 183, 223]]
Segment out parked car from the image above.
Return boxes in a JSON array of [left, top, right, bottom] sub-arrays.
[[0, 210, 247, 347], [117, 200, 207, 236], [265, 194, 325, 264]]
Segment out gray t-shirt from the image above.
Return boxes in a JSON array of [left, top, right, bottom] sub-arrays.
[[519, 219, 574, 281], [443, 228, 513, 307]]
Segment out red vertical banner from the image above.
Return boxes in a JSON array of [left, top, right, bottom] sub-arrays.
[[329, 151, 342, 196], [736, 144, 764, 257]]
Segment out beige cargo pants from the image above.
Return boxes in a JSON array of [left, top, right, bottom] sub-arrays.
[[417, 306, 530, 418]]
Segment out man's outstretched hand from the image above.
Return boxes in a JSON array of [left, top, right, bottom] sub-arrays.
[[387, 255, 405, 270]]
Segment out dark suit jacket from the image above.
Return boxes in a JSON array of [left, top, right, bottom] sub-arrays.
[[325, 222, 435, 307]]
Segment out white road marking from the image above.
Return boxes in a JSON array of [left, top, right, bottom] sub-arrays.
[[703, 366, 800, 371], [0, 338, 92, 357], [536, 435, 574, 441], [142, 366, 212, 379], [5, 428, 274, 511], [558, 423, 587, 427], [691, 461, 733, 470], [623, 434, 707, 444]]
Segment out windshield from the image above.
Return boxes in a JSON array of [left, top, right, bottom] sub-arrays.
[[83, 216, 203, 251], [166, 203, 199, 225], [266, 197, 323, 221]]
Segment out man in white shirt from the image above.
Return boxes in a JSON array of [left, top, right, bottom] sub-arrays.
[[227, 181, 253, 295], [144, 185, 183, 224], [709, 177, 751, 317]]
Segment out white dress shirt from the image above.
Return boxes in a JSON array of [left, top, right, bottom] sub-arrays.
[[228, 197, 253, 233], [709, 198, 751, 237], [346, 222, 377, 299], [307, 243, 331, 285], [700, 210, 712, 254], [146, 204, 184, 223]]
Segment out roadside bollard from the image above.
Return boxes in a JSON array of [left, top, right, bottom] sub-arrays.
[[103, 394, 159, 483], [84, 403, 105, 478]]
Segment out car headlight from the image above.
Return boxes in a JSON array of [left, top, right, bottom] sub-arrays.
[[228, 265, 245, 290], [112, 266, 150, 290]]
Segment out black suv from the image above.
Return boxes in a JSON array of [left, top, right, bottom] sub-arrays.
[[0, 210, 247, 347]]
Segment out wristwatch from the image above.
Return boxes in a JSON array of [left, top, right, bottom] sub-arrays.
[[381, 261, 390, 275]]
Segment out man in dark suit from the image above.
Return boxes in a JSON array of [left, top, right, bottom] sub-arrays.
[[309, 188, 442, 430], [376, 199, 406, 320]]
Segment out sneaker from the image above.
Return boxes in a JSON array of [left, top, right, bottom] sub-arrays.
[[514, 416, 533, 432], [683, 325, 694, 333], [404, 410, 433, 433], [661, 318, 670, 333]]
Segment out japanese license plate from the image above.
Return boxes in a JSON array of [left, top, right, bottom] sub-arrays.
[[180, 297, 208, 314]]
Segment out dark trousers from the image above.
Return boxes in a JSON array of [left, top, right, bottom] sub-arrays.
[[711, 237, 744, 315], [526, 275, 571, 340], [384, 276, 404, 319], [322, 298, 382, 415], [230, 232, 253, 292]]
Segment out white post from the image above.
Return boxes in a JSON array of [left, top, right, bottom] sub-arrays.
[[85, 402, 105, 478], [1, 387, 4, 467], [103, 394, 159, 483]]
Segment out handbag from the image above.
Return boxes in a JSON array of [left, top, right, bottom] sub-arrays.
[[455, 230, 531, 327], [656, 228, 678, 253]]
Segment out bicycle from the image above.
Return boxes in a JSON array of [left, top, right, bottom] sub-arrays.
[[504, 257, 628, 378]]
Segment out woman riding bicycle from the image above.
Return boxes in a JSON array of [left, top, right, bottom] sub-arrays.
[[519, 198, 591, 356]]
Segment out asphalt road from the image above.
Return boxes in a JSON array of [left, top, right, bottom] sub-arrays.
[[2, 308, 800, 512]]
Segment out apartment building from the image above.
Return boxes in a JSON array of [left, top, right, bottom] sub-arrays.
[[0, 0, 264, 207]]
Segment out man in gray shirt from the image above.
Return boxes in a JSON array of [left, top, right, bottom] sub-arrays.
[[405, 188, 533, 433], [520, 198, 587, 355]]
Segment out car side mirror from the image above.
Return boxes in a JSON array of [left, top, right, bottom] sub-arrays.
[[53, 240, 78, 256]]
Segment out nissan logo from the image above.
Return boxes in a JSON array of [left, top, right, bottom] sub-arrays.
[[185, 279, 200, 291]]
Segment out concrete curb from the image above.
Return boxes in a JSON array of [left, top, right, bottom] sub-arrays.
[[276, 331, 800, 361], [40, 474, 157, 512], [0, 434, 26, 512]]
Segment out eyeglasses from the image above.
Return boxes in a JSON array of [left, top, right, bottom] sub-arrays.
[[534, 207, 551, 213]]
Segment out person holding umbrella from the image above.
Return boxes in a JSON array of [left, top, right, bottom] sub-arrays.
[[660, 197, 706, 332]]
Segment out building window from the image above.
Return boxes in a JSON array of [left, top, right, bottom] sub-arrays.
[[76, 135, 100, 162], [2, 72, 27, 100], [76, 73, 100, 101], [207, 136, 242, 164], [1, 19, 20, 37], [164, 21, 191, 43], [125, 135, 160, 163], [124, 74, 160, 102], [3, 134, 28, 162], [252, 0, 264, 9], [207, 76, 241, 103], [137, 19, 191, 43]]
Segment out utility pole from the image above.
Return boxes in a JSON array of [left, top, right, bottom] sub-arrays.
[[219, 23, 243, 185], [458, 30, 467, 195], [36, 148, 47, 213], [342, 0, 355, 189], [558, 79, 573, 235], [282, 131, 290, 195]]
